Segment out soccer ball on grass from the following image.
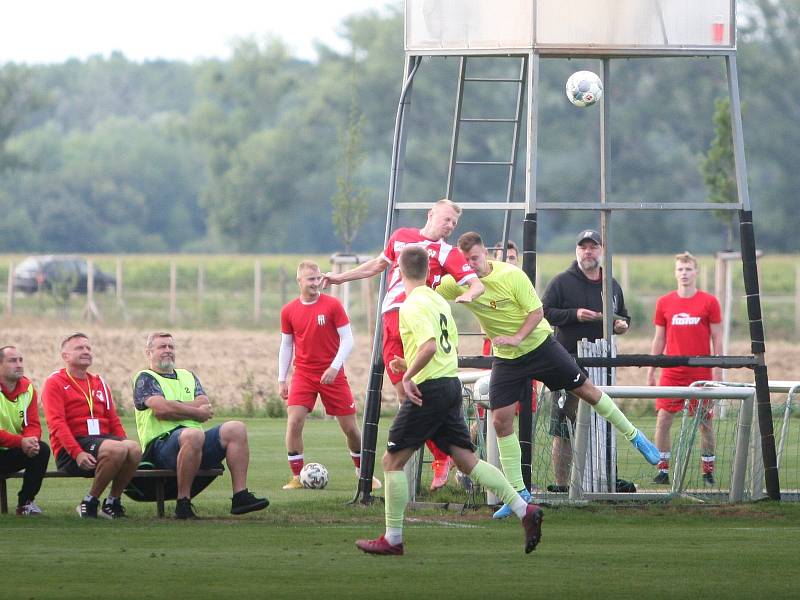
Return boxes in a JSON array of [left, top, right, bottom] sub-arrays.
[[565, 71, 603, 107], [299, 462, 329, 489]]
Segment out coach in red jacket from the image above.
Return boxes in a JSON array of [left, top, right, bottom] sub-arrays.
[[42, 333, 141, 519]]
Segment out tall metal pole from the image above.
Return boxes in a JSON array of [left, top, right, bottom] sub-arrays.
[[519, 51, 541, 489], [355, 56, 421, 504], [726, 54, 780, 500]]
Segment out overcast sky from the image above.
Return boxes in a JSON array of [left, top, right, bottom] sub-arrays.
[[0, 0, 397, 65]]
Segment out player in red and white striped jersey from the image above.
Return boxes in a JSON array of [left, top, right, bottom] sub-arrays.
[[324, 199, 484, 490]]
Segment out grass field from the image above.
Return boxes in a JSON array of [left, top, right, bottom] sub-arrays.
[[4, 418, 799, 599]]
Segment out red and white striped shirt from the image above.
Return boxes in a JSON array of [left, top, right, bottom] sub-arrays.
[[380, 227, 477, 313]]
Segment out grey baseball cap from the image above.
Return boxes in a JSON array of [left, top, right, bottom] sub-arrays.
[[576, 229, 602, 245]]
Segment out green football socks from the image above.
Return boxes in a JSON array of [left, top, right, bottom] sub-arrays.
[[384, 470, 409, 532], [469, 460, 527, 518], [497, 433, 525, 492], [594, 392, 637, 441]]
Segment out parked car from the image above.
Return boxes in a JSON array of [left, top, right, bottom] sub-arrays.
[[13, 256, 116, 294]]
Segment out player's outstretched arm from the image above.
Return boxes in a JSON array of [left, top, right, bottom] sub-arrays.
[[454, 277, 485, 303], [323, 255, 388, 286]]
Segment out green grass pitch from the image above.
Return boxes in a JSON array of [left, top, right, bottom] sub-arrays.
[[3, 418, 799, 599]]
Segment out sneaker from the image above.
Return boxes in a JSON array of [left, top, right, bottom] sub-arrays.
[[282, 476, 304, 490], [521, 504, 544, 554], [354, 468, 383, 491], [631, 430, 660, 465], [175, 497, 198, 520], [653, 471, 670, 485], [100, 498, 126, 519], [355, 535, 404, 556], [15, 500, 43, 516], [703, 472, 715, 486], [546, 484, 569, 493], [493, 488, 532, 520], [231, 489, 269, 515], [430, 457, 453, 491], [76, 497, 99, 519]]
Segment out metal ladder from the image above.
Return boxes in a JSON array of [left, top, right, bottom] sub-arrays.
[[446, 56, 528, 252]]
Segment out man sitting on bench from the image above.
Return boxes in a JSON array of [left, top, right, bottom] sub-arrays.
[[0, 345, 50, 516], [133, 332, 268, 519], [42, 333, 142, 519]]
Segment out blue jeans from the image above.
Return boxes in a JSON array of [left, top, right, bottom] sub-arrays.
[[147, 425, 225, 470]]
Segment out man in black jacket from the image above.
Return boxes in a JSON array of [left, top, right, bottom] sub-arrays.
[[541, 229, 630, 492]]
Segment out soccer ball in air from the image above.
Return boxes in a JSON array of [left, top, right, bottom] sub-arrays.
[[299, 463, 329, 489], [565, 71, 603, 107]]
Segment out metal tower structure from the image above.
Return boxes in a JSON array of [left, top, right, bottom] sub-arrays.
[[354, 0, 779, 503]]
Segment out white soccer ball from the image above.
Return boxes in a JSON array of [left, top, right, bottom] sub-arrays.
[[565, 71, 603, 107], [299, 462, 329, 489]]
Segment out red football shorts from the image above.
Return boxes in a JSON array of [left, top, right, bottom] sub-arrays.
[[655, 370, 714, 418], [288, 370, 356, 416], [382, 309, 405, 385]]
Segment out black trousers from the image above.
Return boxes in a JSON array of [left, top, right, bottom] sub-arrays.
[[0, 442, 51, 505]]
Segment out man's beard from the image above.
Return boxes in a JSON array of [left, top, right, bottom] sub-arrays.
[[157, 358, 175, 371], [579, 257, 599, 271]]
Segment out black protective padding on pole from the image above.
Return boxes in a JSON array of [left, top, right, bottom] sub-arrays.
[[522, 213, 538, 285], [738, 209, 778, 498], [518, 379, 533, 490], [458, 354, 759, 370], [518, 213, 538, 490], [356, 360, 385, 503], [754, 365, 781, 500]]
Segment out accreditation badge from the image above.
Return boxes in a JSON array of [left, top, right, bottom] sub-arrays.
[[87, 418, 100, 435]]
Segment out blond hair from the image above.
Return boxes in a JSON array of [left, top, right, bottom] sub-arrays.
[[674, 251, 698, 268], [433, 198, 462, 216], [296, 260, 320, 278]]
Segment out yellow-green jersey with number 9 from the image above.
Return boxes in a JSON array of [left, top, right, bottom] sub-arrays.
[[399, 286, 459, 385]]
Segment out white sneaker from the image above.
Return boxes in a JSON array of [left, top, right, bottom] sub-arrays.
[[16, 500, 43, 516]]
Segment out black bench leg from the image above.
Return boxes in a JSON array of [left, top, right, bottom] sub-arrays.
[[156, 478, 165, 518], [1, 478, 8, 514]]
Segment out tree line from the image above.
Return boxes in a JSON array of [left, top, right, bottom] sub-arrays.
[[0, 0, 797, 255]]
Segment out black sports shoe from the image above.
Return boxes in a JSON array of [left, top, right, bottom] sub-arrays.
[[702, 472, 715, 486], [101, 498, 127, 519], [653, 471, 670, 485], [76, 497, 99, 519], [231, 489, 269, 515], [175, 497, 198, 520]]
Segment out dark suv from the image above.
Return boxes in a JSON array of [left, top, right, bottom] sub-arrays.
[[13, 256, 116, 294]]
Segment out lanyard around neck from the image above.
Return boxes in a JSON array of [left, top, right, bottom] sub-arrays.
[[66, 372, 94, 418]]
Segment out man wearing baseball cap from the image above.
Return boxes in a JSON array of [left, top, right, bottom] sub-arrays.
[[541, 229, 632, 492]]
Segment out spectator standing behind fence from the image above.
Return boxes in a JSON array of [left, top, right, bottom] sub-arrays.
[[541, 229, 631, 493], [279, 260, 382, 491], [323, 199, 484, 491], [647, 252, 723, 486], [132, 332, 269, 519], [42, 333, 141, 519], [0, 345, 50, 516]]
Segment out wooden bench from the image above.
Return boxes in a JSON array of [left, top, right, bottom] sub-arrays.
[[0, 468, 224, 518]]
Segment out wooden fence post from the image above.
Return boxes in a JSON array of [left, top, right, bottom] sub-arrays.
[[170, 262, 177, 325], [254, 260, 262, 323], [796, 265, 800, 338], [116, 257, 124, 306], [197, 263, 205, 320], [278, 267, 287, 307], [5, 260, 13, 315]]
